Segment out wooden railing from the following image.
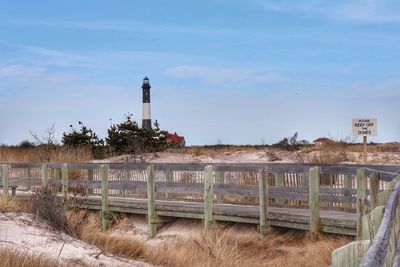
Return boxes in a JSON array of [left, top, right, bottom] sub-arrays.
[[1, 163, 399, 241], [331, 170, 400, 267]]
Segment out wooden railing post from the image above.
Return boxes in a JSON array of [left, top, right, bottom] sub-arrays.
[[25, 168, 31, 190], [165, 169, 173, 199], [147, 165, 156, 237], [356, 168, 366, 240], [369, 172, 379, 210], [343, 174, 352, 211], [101, 164, 111, 231], [204, 165, 215, 229], [215, 170, 224, 203], [309, 167, 321, 236], [41, 163, 48, 189], [259, 167, 269, 235], [87, 168, 93, 196], [61, 164, 69, 203], [122, 169, 130, 197], [2, 164, 10, 197], [274, 173, 284, 205]]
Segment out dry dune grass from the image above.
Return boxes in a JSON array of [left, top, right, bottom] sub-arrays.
[[0, 196, 350, 266], [0, 196, 29, 212], [0, 247, 83, 267], [67, 210, 350, 267], [0, 146, 92, 163]]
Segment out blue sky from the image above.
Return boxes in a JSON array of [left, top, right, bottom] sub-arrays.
[[0, 0, 399, 145]]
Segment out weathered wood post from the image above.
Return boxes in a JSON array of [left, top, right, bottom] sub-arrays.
[[309, 166, 321, 236], [54, 168, 61, 179], [61, 164, 69, 203], [101, 164, 111, 231], [369, 172, 379, 210], [356, 168, 366, 240], [122, 169, 130, 197], [2, 164, 10, 197], [147, 165, 157, 237], [259, 167, 269, 235], [343, 174, 352, 211], [215, 170, 224, 203], [164, 169, 173, 199], [274, 173, 284, 205], [204, 165, 215, 229], [87, 168, 93, 196], [25, 167, 31, 190], [41, 163, 48, 189]]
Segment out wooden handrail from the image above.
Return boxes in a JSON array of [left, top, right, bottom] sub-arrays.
[[360, 176, 400, 266]]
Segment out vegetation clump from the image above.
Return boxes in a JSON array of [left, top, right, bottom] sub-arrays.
[[106, 114, 169, 155]]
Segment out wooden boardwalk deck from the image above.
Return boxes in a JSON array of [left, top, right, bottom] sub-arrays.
[[79, 196, 357, 236], [2, 162, 398, 238]]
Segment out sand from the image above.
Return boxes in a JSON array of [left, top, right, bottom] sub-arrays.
[[0, 213, 150, 266]]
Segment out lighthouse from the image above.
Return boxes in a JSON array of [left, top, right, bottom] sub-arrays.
[[141, 76, 152, 129]]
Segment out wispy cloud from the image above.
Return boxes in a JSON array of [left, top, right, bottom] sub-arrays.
[[165, 65, 284, 84], [0, 64, 79, 93], [0, 64, 44, 78], [3, 19, 236, 36], [256, 0, 400, 24]]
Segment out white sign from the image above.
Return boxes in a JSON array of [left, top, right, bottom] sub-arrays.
[[352, 118, 377, 136]]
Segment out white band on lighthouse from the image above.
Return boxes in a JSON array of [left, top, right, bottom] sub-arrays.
[[142, 103, 151, 120]]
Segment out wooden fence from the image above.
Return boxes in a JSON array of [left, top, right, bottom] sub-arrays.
[[1, 163, 399, 241], [331, 169, 400, 266]]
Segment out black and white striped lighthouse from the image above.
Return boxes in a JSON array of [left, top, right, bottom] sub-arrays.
[[141, 76, 152, 129]]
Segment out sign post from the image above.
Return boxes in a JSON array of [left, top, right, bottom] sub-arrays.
[[352, 119, 377, 164]]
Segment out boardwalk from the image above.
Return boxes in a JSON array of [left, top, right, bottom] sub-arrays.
[[80, 196, 357, 235], [1, 162, 399, 240]]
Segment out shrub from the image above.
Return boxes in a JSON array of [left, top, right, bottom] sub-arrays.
[[106, 114, 169, 155], [62, 121, 105, 159], [272, 132, 309, 151]]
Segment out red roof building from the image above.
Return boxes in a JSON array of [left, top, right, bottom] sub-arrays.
[[166, 133, 186, 147]]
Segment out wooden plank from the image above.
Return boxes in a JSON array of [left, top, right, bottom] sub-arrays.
[[9, 163, 41, 168], [344, 174, 353, 211], [69, 179, 102, 189], [147, 165, 156, 237], [357, 168, 366, 240], [204, 165, 214, 228], [259, 167, 269, 235], [41, 163, 48, 189], [156, 182, 203, 194], [87, 168, 94, 195], [215, 170, 224, 202], [108, 180, 147, 192], [61, 164, 69, 203], [25, 168, 31, 190], [164, 169, 173, 199], [369, 172, 379, 209], [101, 164, 111, 231], [377, 176, 400, 206], [122, 169, 130, 197], [331, 240, 370, 267], [274, 173, 284, 205], [2, 164, 10, 197], [361, 206, 384, 240], [9, 177, 42, 186], [309, 166, 321, 235], [214, 183, 258, 197]]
